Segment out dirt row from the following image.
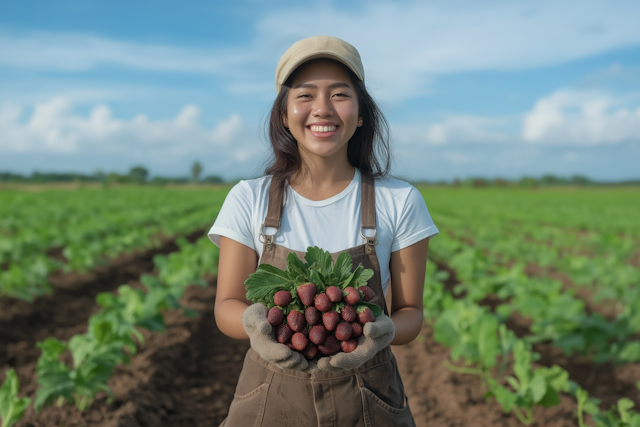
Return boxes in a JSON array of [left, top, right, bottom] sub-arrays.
[[3, 245, 638, 426], [438, 260, 640, 410], [0, 228, 206, 393], [12, 276, 582, 427]]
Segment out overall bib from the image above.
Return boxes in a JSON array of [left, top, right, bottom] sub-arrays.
[[219, 172, 416, 427]]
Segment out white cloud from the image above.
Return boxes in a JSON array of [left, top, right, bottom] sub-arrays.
[[0, 98, 243, 154], [390, 89, 640, 147], [2, 0, 639, 103], [212, 114, 242, 145], [522, 90, 640, 145], [255, 0, 640, 100], [0, 32, 246, 74], [392, 115, 515, 146]]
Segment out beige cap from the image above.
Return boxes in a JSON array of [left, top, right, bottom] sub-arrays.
[[275, 35, 364, 94]]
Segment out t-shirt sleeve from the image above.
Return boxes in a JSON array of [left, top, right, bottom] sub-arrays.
[[208, 181, 255, 250], [391, 186, 439, 252]]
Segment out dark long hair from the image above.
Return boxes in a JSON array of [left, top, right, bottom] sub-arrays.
[[260, 59, 392, 205]]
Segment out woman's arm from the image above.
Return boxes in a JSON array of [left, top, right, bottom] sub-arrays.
[[388, 237, 430, 345], [214, 236, 258, 340]]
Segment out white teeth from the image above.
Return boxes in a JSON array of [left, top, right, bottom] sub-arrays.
[[310, 125, 336, 132]]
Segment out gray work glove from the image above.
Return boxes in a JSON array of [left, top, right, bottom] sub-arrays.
[[242, 303, 309, 371], [310, 313, 395, 373]]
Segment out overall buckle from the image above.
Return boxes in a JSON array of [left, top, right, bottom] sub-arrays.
[[259, 223, 278, 249], [360, 226, 378, 246]]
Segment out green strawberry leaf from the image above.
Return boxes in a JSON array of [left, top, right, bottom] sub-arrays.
[[304, 247, 332, 274], [339, 266, 360, 290], [332, 252, 353, 281], [245, 264, 292, 301], [286, 252, 309, 280], [309, 270, 326, 292], [355, 268, 374, 288]]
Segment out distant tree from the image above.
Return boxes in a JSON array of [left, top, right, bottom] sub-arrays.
[[191, 162, 203, 183], [570, 175, 591, 186], [201, 174, 225, 184], [540, 174, 568, 186], [129, 166, 148, 183]]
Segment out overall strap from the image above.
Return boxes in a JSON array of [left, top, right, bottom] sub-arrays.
[[265, 175, 284, 229], [360, 172, 378, 254], [260, 175, 284, 251]]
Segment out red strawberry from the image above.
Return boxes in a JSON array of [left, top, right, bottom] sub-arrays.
[[276, 323, 293, 344], [297, 283, 317, 306], [326, 286, 343, 303], [335, 322, 353, 341], [344, 287, 360, 305], [301, 326, 309, 337], [274, 290, 293, 307], [285, 341, 296, 351], [309, 325, 327, 345], [358, 286, 376, 302], [287, 310, 306, 332], [322, 311, 340, 331], [341, 338, 357, 353], [350, 321, 363, 338], [357, 307, 375, 325], [340, 305, 356, 322], [314, 293, 332, 312], [291, 332, 308, 351], [267, 307, 284, 326], [303, 344, 318, 360], [305, 306, 321, 325], [318, 335, 341, 355]]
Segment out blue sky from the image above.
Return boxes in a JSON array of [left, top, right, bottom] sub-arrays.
[[1, 0, 639, 182]]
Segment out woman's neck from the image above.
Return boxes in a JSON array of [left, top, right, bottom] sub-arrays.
[[288, 164, 356, 202]]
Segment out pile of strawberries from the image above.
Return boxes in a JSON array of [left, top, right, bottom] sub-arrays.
[[266, 283, 377, 360]]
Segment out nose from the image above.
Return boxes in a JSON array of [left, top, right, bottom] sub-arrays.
[[311, 93, 334, 117]]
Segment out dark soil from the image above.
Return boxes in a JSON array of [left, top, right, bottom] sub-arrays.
[[0, 228, 206, 379], [11, 278, 249, 427], [3, 254, 638, 426]]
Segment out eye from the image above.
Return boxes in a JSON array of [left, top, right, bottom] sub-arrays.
[[296, 93, 312, 98], [333, 92, 349, 97]]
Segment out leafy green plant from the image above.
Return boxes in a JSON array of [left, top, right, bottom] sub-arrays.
[[32, 235, 219, 414], [0, 369, 31, 427], [245, 246, 375, 309]]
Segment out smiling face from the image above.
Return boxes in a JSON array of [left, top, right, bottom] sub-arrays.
[[284, 59, 362, 161]]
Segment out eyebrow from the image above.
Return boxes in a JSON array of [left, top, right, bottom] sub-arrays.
[[293, 82, 352, 90]]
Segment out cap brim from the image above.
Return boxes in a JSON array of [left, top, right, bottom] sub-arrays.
[[276, 52, 364, 94]]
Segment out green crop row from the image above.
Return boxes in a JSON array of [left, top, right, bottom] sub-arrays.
[[0, 188, 227, 302], [437, 212, 639, 321], [417, 187, 640, 238], [0, 236, 219, 427], [433, 232, 640, 364], [423, 244, 640, 426]]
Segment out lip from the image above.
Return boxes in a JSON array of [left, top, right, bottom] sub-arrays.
[[307, 123, 339, 138]]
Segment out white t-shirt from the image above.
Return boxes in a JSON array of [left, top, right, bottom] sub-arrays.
[[208, 167, 439, 296]]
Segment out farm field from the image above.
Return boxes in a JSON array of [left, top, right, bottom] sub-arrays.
[[1, 186, 639, 427]]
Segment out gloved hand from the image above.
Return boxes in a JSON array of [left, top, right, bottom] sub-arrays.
[[242, 303, 309, 371], [311, 313, 395, 373]]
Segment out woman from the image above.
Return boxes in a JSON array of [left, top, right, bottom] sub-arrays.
[[209, 35, 438, 426]]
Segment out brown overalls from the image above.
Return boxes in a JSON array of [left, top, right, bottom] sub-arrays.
[[219, 171, 416, 427]]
